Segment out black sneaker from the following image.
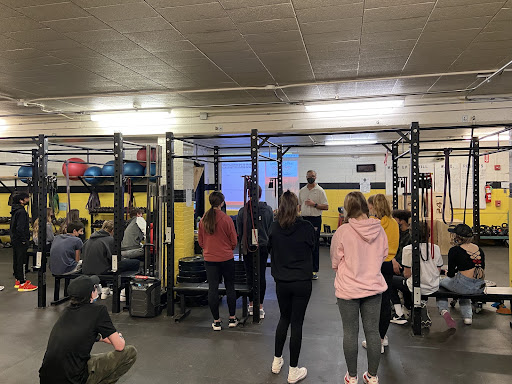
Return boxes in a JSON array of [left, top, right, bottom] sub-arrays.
[[390, 314, 408, 325], [228, 317, 239, 328], [212, 321, 222, 331]]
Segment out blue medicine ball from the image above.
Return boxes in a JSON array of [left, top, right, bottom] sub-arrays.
[[84, 166, 104, 185], [102, 160, 115, 176], [124, 162, 145, 181], [18, 166, 33, 184], [144, 163, 157, 182]]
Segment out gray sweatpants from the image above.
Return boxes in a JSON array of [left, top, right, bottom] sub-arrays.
[[337, 294, 382, 377]]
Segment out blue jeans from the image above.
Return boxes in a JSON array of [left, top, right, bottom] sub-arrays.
[[436, 273, 485, 319]]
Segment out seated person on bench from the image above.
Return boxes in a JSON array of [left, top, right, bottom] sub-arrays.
[[39, 275, 137, 384], [83, 220, 140, 275], [49, 221, 84, 275], [121, 208, 146, 260], [393, 221, 443, 328], [437, 223, 486, 328]]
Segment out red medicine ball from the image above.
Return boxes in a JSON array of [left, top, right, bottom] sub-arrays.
[[136, 148, 156, 166], [62, 158, 88, 180]]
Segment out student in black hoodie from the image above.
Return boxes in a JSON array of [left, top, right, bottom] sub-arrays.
[[10, 192, 38, 292], [82, 221, 140, 276], [269, 190, 315, 384]]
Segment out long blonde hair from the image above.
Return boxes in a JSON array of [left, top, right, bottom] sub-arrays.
[[371, 194, 391, 219], [33, 208, 53, 236]]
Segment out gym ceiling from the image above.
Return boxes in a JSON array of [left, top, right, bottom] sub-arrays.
[[0, 0, 511, 137]]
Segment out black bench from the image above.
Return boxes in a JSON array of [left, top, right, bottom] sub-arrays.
[[428, 286, 512, 312], [173, 283, 251, 323], [52, 271, 138, 306]]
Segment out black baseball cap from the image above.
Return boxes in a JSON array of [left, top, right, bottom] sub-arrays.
[[448, 223, 473, 238], [68, 275, 100, 299]]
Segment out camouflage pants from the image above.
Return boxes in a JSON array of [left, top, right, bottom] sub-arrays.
[[86, 345, 137, 384]]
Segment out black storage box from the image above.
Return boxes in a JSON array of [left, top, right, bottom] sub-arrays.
[[129, 276, 162, 318]]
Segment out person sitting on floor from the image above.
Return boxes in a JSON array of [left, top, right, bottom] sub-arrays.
[[49, 221, 84, 275], [121, 208, 146, 261], [82, 221, 139, 300], [39, 275, 137, 384], [393, 221, 443, 328], [437, 223, 486, 328]]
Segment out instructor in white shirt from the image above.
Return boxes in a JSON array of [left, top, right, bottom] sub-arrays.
[[298, 170, 329, 280]]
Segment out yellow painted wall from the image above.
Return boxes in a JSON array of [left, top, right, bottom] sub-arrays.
[[451, 188, 509, 228], [171, 203, 194, 283]]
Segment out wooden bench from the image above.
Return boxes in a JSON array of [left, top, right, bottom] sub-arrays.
[[52, 271, 138, 306], [173, 283, 251, 323]]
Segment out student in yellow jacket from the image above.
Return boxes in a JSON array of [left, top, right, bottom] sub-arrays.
[[363, 194, 399, 354]]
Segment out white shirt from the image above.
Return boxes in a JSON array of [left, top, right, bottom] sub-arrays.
[[299, 184, 328, 217], [136, 216, 147, 240], [402, 243, 443, 295]]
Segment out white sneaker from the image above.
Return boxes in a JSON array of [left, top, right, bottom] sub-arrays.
[[120, 288, 126, 302], [362, 340, 385, 354], [288, 366, 307, 384], [272, 356, 284, 374], [101, 287, 111, 300], [248, 305, 253, 316], [363, 371, 379, 383], [344, 372, 358, 384], [212, 321, 222, 331], [464, 318, 473, 325], [382, 335, 389, 347], [260, 308, 265, 319], [0, 285, 4, 291]]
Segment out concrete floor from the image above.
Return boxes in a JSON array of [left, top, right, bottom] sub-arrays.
[[0, 245, 511, 384]]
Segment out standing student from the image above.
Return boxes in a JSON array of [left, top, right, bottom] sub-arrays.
[[198, 192, 238, 331], [236, 185, 273, 319], [393, 222, 443, 328], [437, 224, 486, 328], [365, 194, 399, 352], [298, 170, 328, 280], [389, 209, 412, 325], [39, 275, 137, 384], [11, 192, 37, 292], [50, 221, 84, 275], [269, 191, 314, 384], [331, 192, 388, 384]]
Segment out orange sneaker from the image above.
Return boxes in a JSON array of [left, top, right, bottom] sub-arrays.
[[18, 281, 38, 292], [14, 280, 20, 288]]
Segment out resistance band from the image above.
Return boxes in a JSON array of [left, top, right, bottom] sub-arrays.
[[442, 149, 454, 225]]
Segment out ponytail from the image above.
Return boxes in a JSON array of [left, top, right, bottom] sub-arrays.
[[203, 191, 225, 235]]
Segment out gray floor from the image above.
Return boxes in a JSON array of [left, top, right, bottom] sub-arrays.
[[1, 245, 511, 384]]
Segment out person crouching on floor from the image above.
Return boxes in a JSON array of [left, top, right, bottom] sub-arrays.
[[39, 275, 137, 384]]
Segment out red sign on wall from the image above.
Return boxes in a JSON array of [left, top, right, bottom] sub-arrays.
[[495, 165, 501, 171], [484, 154, 490, 163]]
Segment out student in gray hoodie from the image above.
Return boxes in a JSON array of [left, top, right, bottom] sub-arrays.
[[236, 185, 274, 319]]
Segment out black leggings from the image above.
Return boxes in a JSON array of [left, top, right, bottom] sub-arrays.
[[243, 245, 268, 304], [275, 280, 312, 367], [205, 259, 236, 320], [379, 262, 393, 339], [12, 241, 29, 283]]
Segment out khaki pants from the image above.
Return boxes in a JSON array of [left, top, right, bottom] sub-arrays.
[[86, 345, 137, 384]]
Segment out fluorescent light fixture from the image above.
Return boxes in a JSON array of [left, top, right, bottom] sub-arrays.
[[325, 140, 378, 146], [91, 111, 172, 123], [305, 100, 404, 113]]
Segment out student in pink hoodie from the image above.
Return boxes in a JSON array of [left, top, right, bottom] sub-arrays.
[[330, 192, 388, 384]]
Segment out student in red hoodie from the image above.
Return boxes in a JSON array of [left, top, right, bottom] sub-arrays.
[[198, 191, 238, 331]]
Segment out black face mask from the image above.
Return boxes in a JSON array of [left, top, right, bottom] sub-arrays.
[[307, 177, 315, 184]]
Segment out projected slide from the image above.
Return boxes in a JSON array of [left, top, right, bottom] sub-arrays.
[[221, 154, 299, 211]]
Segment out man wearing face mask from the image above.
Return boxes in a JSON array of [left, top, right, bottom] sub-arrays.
[[299, 170, 329, 280], [39, 275, 137, 384]]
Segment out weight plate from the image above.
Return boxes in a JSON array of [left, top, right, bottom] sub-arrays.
[[179, 264, 206, 272], [179, 270, 207, 278], [177, 275, 207, 283]]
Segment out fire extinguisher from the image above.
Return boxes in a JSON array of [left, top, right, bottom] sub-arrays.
[[485, 184, 492, 203]]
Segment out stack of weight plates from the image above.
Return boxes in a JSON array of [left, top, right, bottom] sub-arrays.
[[234, 260, 247, 285], [177, 256, 207, 284]]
